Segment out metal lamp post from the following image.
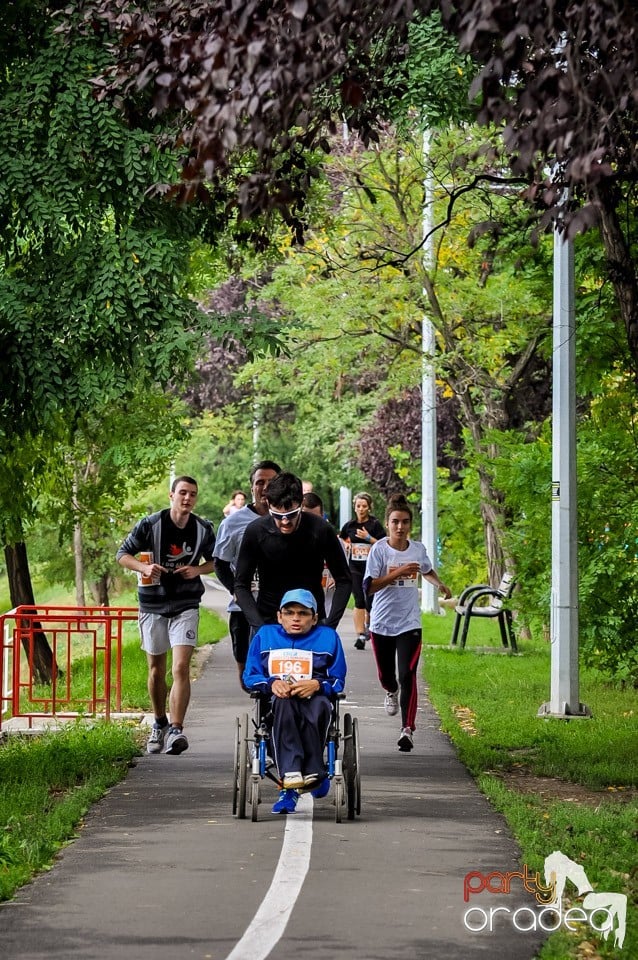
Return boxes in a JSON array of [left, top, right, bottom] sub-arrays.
[[538, 223, 591, 719], [421, 129, 439, 613]]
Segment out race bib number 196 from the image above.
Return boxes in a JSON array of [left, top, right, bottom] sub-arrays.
[[268, 648, 313, 681]]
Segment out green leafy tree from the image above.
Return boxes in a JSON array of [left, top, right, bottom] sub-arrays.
[[0, 11, 275, 677], [199, 123, 553, 586], [84, 1, 638, 385], [235, 244, 408, 504], [381, 10, 476, 129], [0, 19, 204, 665], [0, 13, 283, 600], [576, 380, 638, 684], [265, 128, 553, 583], [32, 389, 189, 606]]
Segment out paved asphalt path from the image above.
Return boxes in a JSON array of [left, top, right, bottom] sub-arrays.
[[1, 581, 547, 960]]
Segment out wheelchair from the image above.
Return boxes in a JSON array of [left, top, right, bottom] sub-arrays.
[[232, 691, 361, 823]]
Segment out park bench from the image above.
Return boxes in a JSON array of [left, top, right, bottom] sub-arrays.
[[450, 573, 517, 651]]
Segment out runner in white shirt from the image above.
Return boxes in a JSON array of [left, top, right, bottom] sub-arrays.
[[364, 493, 451, 752]]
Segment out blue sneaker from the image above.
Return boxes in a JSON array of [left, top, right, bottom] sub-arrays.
[[271, 789, 299, 814], [311, 777, 330, 799]]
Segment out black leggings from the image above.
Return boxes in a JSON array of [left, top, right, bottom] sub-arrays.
[[350, 567, 373, 611], [229, 610, 251, 664], [370, 629, 422, 730]]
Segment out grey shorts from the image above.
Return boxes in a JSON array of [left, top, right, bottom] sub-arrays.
[[139, 608, 200, 655]]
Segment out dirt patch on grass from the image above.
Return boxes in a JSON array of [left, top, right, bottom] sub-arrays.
[[498, 767, 638, 806]]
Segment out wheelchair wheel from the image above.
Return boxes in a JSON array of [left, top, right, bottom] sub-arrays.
[[249, 775, 260, 822], [232, 714, 249, 819], [353, 716, 361, 816], [333, 775, 345, 823], [343, 713, 359, 820]]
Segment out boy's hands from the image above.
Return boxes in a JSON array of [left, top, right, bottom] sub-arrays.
[[272, 678, 293, 698], [290, 678, 321, 699], [271, 677, 321, 699]]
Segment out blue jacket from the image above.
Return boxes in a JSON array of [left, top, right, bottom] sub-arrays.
[[243, 623, 347, 698]]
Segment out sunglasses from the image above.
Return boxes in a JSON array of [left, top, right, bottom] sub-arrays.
[[269, 507, 302, 522]]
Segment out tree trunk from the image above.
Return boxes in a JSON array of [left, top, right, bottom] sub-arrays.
[[477, 471, 506, 585], [592, 183, 638, 377], [4, 542, 57, 685], [73, 521, 86, 606], [455, 391, 512, 585], [72, 476, 86, 606], [483, 511, 505, 586], [90, 574, 110, 606]]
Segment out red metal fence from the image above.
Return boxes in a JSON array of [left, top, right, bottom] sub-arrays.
[[0, 605, 138, 730]]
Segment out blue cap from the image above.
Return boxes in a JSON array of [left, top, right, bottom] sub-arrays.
[[279, 588, 317, 612]]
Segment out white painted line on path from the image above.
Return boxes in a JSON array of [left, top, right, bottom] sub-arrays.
[[223, 793, 314, 960]]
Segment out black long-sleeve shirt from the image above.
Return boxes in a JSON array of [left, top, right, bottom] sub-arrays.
[[234, 511, 351, 629]]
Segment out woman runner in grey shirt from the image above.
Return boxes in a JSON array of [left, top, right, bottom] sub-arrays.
[[363, 493, 451, 752]]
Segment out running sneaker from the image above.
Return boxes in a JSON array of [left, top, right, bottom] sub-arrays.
[[311, 777, 331, 799], [354, 635, 366, 650], [165, 726, 189, 755], [146, 723, 167, 754], [282, 771, 305, 789], [397, 727, 414, 752], [302, 773, 319, 789], [271, 789, 299, 814], [384, 690, 399, 716]]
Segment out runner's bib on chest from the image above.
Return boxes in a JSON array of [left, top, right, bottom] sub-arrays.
[[268, 648, 314, 681], [351, 542, 372, 562], [388, 563, 419, 587]]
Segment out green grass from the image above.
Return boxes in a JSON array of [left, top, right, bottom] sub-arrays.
[[422, 611, 638, 959], [0, 723, 141, 900], [0, 576, 86, 613], [113, 604, 227, 710], [0, 583, 228, 901]]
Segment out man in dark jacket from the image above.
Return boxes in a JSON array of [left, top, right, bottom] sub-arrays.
[[116, 476, 216, 756], [213, 459, 281, 688], [234, 472, 351, 631]]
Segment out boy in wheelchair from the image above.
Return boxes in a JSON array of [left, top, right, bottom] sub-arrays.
[[242, 588, 347, 814]]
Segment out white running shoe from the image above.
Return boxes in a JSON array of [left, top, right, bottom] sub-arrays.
[[146, 723, 166, 754], [165, 727, 189, 755], [283, 771, 305, 789], [384, 691, 399, 716]]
